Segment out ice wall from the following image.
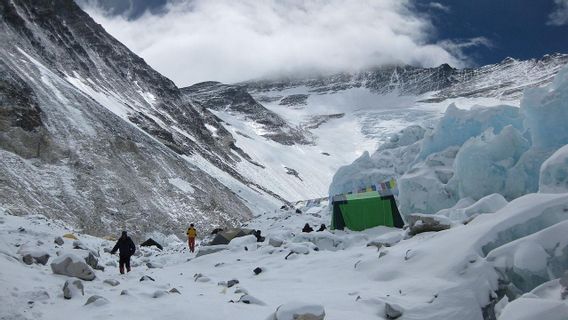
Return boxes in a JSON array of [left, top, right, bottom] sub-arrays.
[[539, 145, 568, 193], [329, 65, 568, 219]]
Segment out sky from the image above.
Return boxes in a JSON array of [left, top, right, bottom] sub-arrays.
[[77, 0, 568, 87]]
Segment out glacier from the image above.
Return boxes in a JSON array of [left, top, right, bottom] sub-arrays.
[[330, 65, 568, 219]]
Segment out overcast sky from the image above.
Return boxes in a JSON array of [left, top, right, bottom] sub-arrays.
[[79, 0, 568, 87]]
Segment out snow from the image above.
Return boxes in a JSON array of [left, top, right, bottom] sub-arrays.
[[204, 123, 219, 138], [499, 296, 568, 320], [168, 178, 195, 194], [539, 144, 568, 193], [2, 184, 568, 320], [521, 66, 568, 150], [331, 65, 568, 218], [436, 193, 508, 222], [451, 125, 530, 200], [417, 103, 524, 162], [487, 219, 568, 292]]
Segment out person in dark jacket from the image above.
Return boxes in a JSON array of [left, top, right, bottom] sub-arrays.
[[253, 230, 265, 242], [302, 223, 314, 233], [110, 231, 136, 274], [317, 224, 327, 232]]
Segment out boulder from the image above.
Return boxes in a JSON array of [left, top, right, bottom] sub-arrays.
[[22, 254, 34, 265], [235, 287, 249, 294], [85, 252, 104, 271], [54, 237, 64, 246], [73, 240, 89, 250], [238, 294, 265, 305], [407, 214, 451, 236], [253, 267, 263, 275], [195, 245, 228, 257], [103, 279, 120, 287], [152, 290, 168, 298], [140, 275, 155, 282], [270, 303, 325, 320], [63, 279, 84, 299], [51, 254, 96, 281], [146, 262, 163, 269], [194, 273, 211, 283], [561, 271, 568, 300], [34, 253, 50, 265], [269, 238, 284, 248], [84, 295, 109, 306], [20, 248, 50, 265], [227, 279, 239, 288], [384, 303, 403, 319], [196, 276, 211, 283]]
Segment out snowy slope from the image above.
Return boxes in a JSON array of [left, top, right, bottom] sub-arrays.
[[1, 187, 567, 320]]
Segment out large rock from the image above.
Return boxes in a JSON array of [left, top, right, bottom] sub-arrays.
[[269, 237, 284, 247], [103, 279, 120, 287], [50, 254, 96, 281], [33, 253, 50, 265], [85, 252, 104, 271], [269, 303, 325, 320], [19, 247, 50, 265], [84, 295, 109, 306], [140, 275, 155, 282], [63, 279, 84, 299], [407, 214, 451, 236], [384, 303, 404, 319], [195, 245, 228, 257], [238, 294, 265, 305], [560, 271, 568, 300], [54, 237, 64, 246]]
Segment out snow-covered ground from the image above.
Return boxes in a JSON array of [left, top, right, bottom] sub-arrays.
[[2, 186, 567, 320]]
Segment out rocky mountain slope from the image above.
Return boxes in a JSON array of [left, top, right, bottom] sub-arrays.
[[0, 0, 260, 237], [241, 53, 568, 102]]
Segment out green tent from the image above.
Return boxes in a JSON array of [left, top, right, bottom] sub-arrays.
[[331, 191, 404, 231]]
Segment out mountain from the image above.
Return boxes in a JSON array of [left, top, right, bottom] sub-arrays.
[[0, 0, 262, 237], [241, 53, 568, 102], [181, 81, 310, 146], [1, 0, 567, 238], [181, 53, 567, 205]]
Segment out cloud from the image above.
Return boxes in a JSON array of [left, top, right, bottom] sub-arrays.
[[429, 2, 450, 13], [436, 37, 493, 65], [548, 0, 568, 26], [83, 0, 468, 86]]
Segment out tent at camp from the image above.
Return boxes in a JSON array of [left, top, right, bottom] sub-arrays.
[[331, 191, 404, 231], [209, 228, 255, 245]]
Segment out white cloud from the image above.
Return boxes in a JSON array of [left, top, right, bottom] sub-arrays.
[[429, 2, 450, 13], [548, 0, 568, 26], [84, 0, 468, 86], [438, 37, 493, 64]]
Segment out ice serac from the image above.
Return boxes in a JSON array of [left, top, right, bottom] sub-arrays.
[[0, 0, 254, 236], [330, 65, 568, 218], [329, 125, 424, 197], [539, 145, 568, 193]]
